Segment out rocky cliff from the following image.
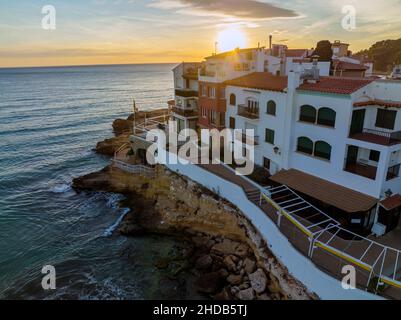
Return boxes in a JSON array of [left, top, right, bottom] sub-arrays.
[[73, 165, 315, 300]]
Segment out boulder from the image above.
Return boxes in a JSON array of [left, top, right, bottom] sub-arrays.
[[243, 258, 256, 274], [223, 256, 236, 272], [213, 287, 232, 300], [237, 288, 255, 300], [112, 118, 133, 134], [249, 268, 268, 294], [195, 255, 213, 270], [211, 239, 240, 256], [227, 274, 243, 285]]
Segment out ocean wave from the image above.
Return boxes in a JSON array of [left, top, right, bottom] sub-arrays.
[[105, 193, 125, 209], [51, 183, 72, 193], [103, 208, 130, 237]]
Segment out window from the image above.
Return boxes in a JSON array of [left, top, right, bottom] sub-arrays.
[[201, 85, 207, 97], [220, 113, 225, 126], [229, 117, 236, 129], [220, 88, 225, 99], [297, 137, 313, 155], [266, 100, 276, 116], [317, 107, 336, 127], [230, 94, 236, 106], [376, 109, 396, 130], [314, 141, 332, 160], [201, 107, 207, 118], [263, 157, 271, 170], [210, 110, 217, 124], [209, 87, 216, 98], [265, 129, 275, 144], [300, 105, 317, 123], [369, 150, 380, 162]]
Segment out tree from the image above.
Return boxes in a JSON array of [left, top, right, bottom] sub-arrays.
[[313, 40, 333, 62]]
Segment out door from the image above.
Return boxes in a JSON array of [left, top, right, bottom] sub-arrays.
[[346, 146, 359, 165], [350, 109, 366, 135]]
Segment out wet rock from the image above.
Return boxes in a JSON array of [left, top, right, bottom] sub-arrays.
[[258, 293, 272, 300], [237, 288, 255, 300], [243, 258, 256, 274], [213, 287, 232, 300], [227, 274, 243, 285], [249, 268, 268, 294], [112, 118, 133, 135], [195, 255, 213, 270], [223, 256, 236, 272], [235, 243, 250, 258]]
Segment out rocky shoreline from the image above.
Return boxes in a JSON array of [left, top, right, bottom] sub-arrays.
[[73, 110, 315, 300]]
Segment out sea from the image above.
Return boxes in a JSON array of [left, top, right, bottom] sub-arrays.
[[0, 64, 199, 299]]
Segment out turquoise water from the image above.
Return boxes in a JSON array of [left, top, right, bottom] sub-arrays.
[[0, 64, 194, 299]]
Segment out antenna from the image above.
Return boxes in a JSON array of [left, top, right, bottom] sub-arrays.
[[214, 42, 218, 55]]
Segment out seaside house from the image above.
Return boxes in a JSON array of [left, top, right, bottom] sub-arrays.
[[224, 60, 401, 235]]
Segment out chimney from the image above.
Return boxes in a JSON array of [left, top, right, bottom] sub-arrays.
[[269, 34, 272, 51]]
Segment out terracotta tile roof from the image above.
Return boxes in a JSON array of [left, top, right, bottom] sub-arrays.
[[353, 99, 401, 109], [167, 99, 175, 106], [269, 169, 378, 213], [286, 49, 308, 57], [224, 72, 288, 92], [297, 77, 373, 95], [380, 194, 401, 211], [333, 59, 368, 71]]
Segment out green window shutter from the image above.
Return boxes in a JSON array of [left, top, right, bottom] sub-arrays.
[[266, 100, 276, 115], [297, 137, 313, 155], [314, 141, 332, 160], [265, 129, 275, 144], [300, 105, 317, 123], [317, 107, 336, 127]]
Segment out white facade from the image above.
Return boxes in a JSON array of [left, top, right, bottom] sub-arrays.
[[225, 73, 401, 201]]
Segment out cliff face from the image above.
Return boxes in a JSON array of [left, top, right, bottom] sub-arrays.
[[73, 165, 315, 300]]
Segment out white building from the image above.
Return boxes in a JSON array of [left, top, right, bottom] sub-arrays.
[[225, 67, 401, 234], [171, 62, 201, 132]]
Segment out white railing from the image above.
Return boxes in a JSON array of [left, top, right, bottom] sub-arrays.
[[112, 159, 155, 177]]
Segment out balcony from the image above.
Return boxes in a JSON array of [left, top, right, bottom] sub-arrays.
[[237, 133, 259, 146], [387, 164, 400, 181], [175, 89, 198, 98], [344, 162, 377, 180], [172, 106, 198, 118], [349, 128, 401, 146], [199, 70, 216, 77], [237, 105, 259, 119]]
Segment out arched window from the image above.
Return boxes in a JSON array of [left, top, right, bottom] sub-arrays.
[[297, 137, 313, 155], [266, 100, 276, 116], [229, 93, 236, 106], [314, 141, 332, 160], [317, 107, 336, 127], [300, 105, 317, 123]]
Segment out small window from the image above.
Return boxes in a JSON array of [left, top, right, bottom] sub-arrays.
[[229, 94, 236, 106], [300, 105, 317, 123], [297, 137, 313, 155], [265, 129, 275, 144], [314, 141, 332, 160], [317, 107, 336, 127], [263, 157, 271, 170], [376, 109, 396, 130], [369, 150, 380, 162], [229, 117, 236, 129], [266, 100, 276, 116], [201, 85, 207, 97]]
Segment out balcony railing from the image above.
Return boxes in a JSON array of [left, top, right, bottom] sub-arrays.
[[344, 161, 377, 180], [237, 105, 259, 119], [236, 133, 259, 146], [172, 106, 198, 118], [387, 164, 400, 181], [175, 89, 198, 98], [199, 70, 216, 77], [349, 128, 401, 145]]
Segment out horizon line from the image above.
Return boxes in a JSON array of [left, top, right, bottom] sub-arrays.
[[0, 62, 182, 70]]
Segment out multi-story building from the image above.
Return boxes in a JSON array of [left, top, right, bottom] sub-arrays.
[[225, 64, 401, 234], [171, 62, 202, 132]]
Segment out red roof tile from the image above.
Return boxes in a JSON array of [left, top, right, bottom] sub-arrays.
[[353, 99, 401, 109], [286, 49, 308, 58], [224, 72, 288, 92], [297, 77, 373, 95], [380, 194, 401, 211]]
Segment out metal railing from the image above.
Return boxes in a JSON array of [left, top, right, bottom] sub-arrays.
[[112, 159, 155, 177], [387, 164, 400, 181], [237, 105, 259, 119], [362, 128, 401, 145]]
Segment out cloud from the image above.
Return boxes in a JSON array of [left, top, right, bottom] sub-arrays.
[[148, 0, 298, 20]]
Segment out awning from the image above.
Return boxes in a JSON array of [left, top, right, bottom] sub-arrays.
[[380, 194, 401, 211], [269, 169, 378, 213]]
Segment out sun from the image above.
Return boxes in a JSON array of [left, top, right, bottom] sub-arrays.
[[217, 26, 248, 52]]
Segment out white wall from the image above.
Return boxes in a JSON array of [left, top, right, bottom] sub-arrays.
[[164, 153, 380, 300]]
